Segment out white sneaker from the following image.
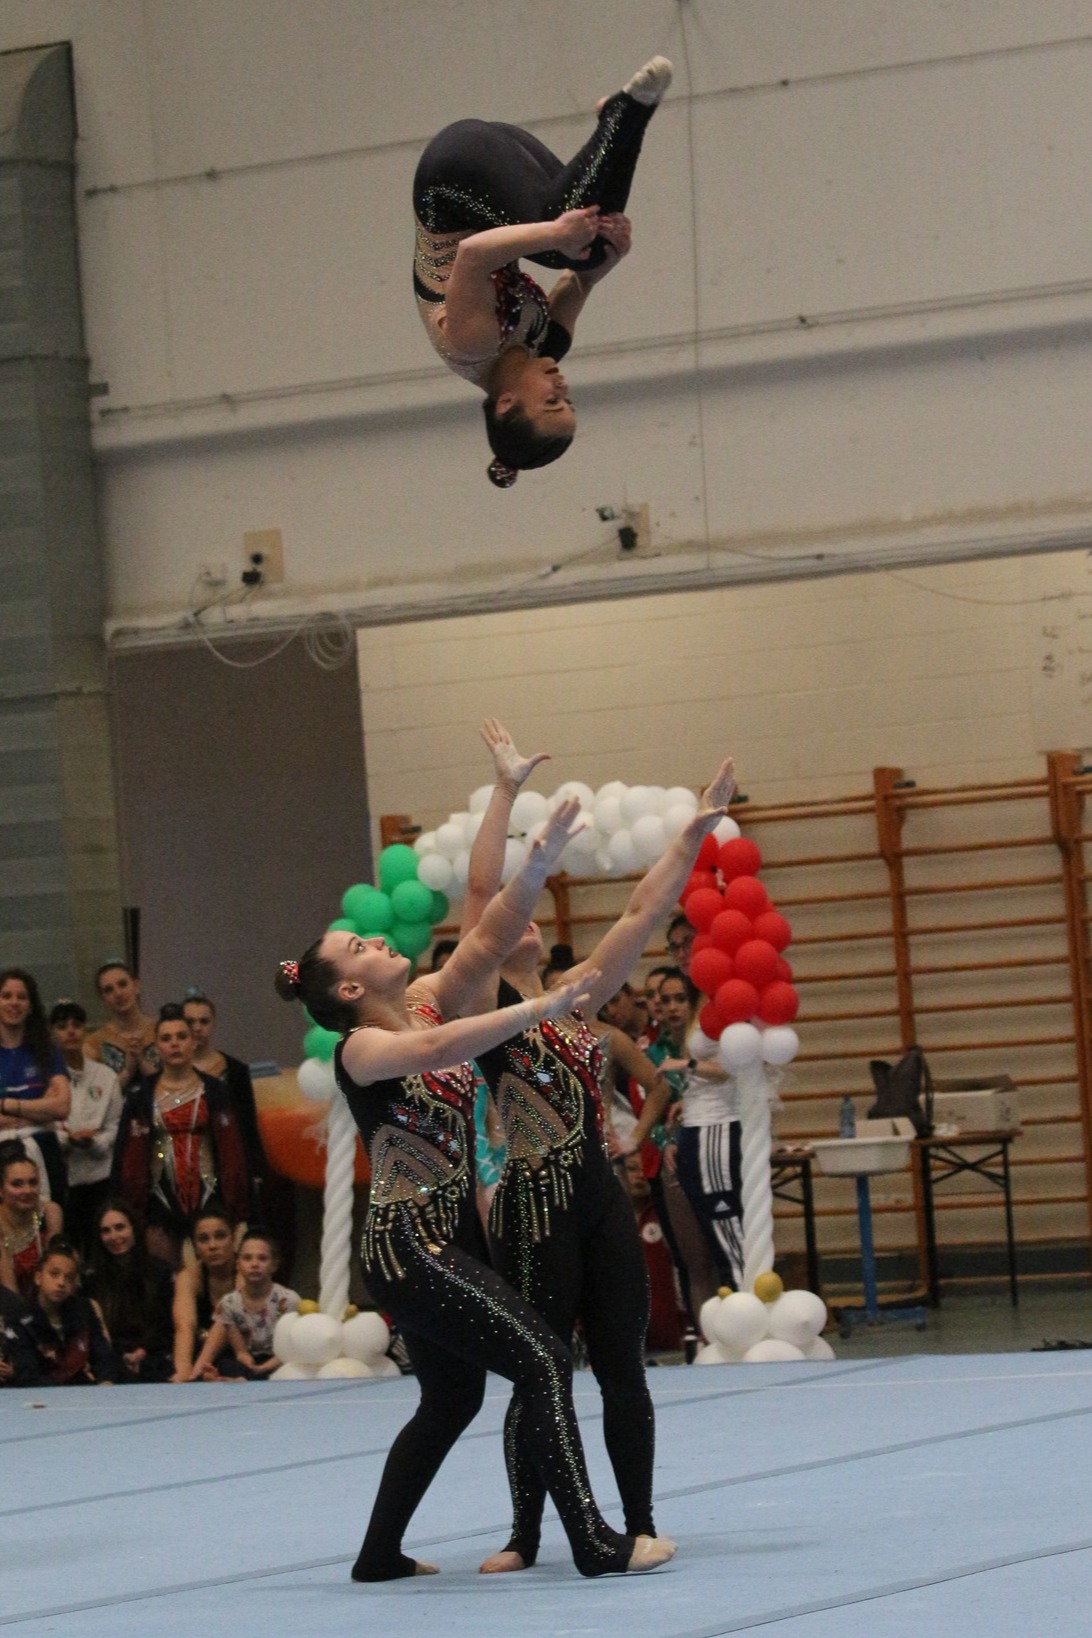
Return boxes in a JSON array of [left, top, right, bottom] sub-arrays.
[[624, 56, 673, 106]]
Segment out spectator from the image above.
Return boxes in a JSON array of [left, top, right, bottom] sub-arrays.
[[85, 961, 159, 1093], [598, 982, 640, 1041], [84, 1199, 174, 1382], [0, 1140, 63, 1301], [640, 964, 672, 1047], [665, 914, 694, 978], [50, 1001, 123, 1258], [428, 939, 458, 972], [189, 1228, 298, 1380], [171, 1203, 238, 1382], [13, 1236, 118, 1386], [112, 1006, 255, 1267], [0, 1280, 34, 1386], [620, 1151, 687, 1353], [0, 967, 71, 1204]]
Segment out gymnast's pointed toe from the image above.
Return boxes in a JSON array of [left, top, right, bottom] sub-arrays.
[[624, 56, 673, 106], [627, 1533, 678, 1571]]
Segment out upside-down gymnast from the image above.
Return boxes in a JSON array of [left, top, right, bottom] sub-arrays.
[[413, 55, 672, 484], [460, 721, 735, 1573], [275, 799, 675, 1582]]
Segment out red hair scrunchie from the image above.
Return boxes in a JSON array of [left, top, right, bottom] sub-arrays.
[[487, 458, 518, 488], [279, 959, 300, 992]]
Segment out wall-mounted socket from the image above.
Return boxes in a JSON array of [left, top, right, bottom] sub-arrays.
[[198, 561, 229, 587], [242, 528, 285, 584]]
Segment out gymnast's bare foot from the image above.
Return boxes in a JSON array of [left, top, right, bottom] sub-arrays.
[[627, 1534, 677, 1571], [623, 56, 673, 106], [479, 1549, 527, 1574], [414, 1561, 440, 1575]]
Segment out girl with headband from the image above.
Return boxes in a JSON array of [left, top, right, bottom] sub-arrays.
[[275, 797, 675, 1583], [462, 721, 735, 1575], [413, 56, 672, 485]]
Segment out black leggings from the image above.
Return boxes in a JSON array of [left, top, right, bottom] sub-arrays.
[[353, 1217, 632, 1580], [413, 90, 657, 271], [488, 1152, 655, 1565]]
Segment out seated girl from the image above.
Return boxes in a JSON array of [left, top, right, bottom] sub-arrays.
[[84, 1198, 175, 1382], [190, 1228, 298, 1381], [14, 1237, 118, 1386], [171, 1203, 238, 1382]]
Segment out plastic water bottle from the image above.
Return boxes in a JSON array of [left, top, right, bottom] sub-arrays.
[[839, 1096, 857, 1138]]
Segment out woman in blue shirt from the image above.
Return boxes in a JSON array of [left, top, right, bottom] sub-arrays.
[[0, 968, 71, 1204]]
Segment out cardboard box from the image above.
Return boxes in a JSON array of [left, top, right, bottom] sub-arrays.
[[930, 1076, 1019, 1135]]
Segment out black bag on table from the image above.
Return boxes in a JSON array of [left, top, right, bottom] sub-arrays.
[[867, 1045, 933, 1138]]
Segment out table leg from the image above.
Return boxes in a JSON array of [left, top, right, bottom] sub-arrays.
[[919, 1143, 940, 1307], [1002, 1138, 1018, 1307], [856, 1174, 880, 1322], [801, 1158, 821, 1296]]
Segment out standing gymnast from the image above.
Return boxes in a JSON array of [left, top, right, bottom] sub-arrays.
[[461, 721, 735, 1573], [413, 56, 672, 483], [275, 799, 674, 1582]]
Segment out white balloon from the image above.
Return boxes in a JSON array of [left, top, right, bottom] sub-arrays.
[[593, 795, 624, 835], [742, 1338, 806, 1363], [687, 1026, 719, 1061], [664, 786, 699, 814], [607, 829, 640, 874], [468, 784, 494, 815], [717, 1022, 764, 1071], [554, 780, 596, 809], [714, 815, 742, 843], [767, 1290, 828, 1348], [645, 785, 669, 816], [698, 1294, 724, 1343], [511, 790, 549, 834], [500, 837, 526, 883], [461, 811, 484, 846], [803, 1335, 837, 1361], [435, 821, 464, 859], [272, 1310, 302, 1362], [316, 1356, 374, 1379], [297, 1057, 335, 1102], [451, 849, 471, 885], [662, 803, 695, 841], [595, 847, 617, 875], [270, 1361, 319, 1380], [369, 1356, 403, 1378], [566, 822, 600, 859], [413, 830, 436, 857], [416, 852, 454, 892], [710, 1291, 769, 1353], [341, 1311, 391, 1363], [631, 814, 667, 865], [595, 780, 627, 803], [292, 1313, 343, 1366], [620, 786, 653, 825], [694, 1341, 733, 1366], [761, 1026, 800, 1066]]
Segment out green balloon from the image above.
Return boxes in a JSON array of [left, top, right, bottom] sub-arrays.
[[429, 890, 450, 926], [327, 917, 357, 933], [342, 883, 392, 932], [391, 878, 433, 923], [378, 844, 420, 893], [390, 918, 433, 960], [303, 1023, 339, 1062]]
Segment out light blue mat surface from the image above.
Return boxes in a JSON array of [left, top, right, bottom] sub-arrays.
[[4, 1352, 1091, 1634]]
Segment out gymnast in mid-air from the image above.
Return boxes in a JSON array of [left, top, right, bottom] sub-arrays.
[[413, 56, 672, 485]]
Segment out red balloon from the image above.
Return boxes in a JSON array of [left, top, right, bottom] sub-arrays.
[[724, 875, 768, 918], [775, 955, 794, 982], [690, 946, 734, 997], [733, 939, 781, 988], [710, 908, 754, 954], [692, 933, 714, 957], [717, 837, 762, 880], [715, 977, 760, 1024], [682, 867, 718, 901], [684, 887, 724, 932], [758, 981, 799, 1025], [753, 909, 792, 952], [696, 834, 719, 871], [698, 1000, 726, 1039]]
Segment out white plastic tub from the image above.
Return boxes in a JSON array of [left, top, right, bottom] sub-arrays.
[[809, 1117, 916, 1176]]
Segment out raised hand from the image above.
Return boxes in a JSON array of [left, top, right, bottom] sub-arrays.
[[551, 206, 601, 258], [690, 757, 736, 837], [535, 966, 601, 1021], [528, 795, 583, 877], [480, 717, 549, 793]]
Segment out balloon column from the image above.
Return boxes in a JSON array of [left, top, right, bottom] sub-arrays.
[[681, 830, 801, 1290], [695, 1273, 834, 1365]]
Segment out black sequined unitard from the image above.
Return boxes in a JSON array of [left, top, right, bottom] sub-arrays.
[[335, 999, 634, 1581], [413, 90, 659, 384], [477, 981, 656, 1567]]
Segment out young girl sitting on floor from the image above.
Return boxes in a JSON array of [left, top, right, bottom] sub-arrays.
[[190, 1228, 298, 1380]]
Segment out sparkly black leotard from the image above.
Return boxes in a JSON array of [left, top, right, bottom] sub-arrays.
[[413, 89, 659, 385], [335, 998, 634, 1580], [478, 981, 657, 1567]]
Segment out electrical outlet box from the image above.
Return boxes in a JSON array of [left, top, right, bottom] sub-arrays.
[[198, 562, 228, 587], [242, 529, 285, 584]]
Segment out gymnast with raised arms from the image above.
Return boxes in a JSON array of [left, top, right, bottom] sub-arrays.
[[276, 796, 676, 1582], [413, 55, 672, 484]]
